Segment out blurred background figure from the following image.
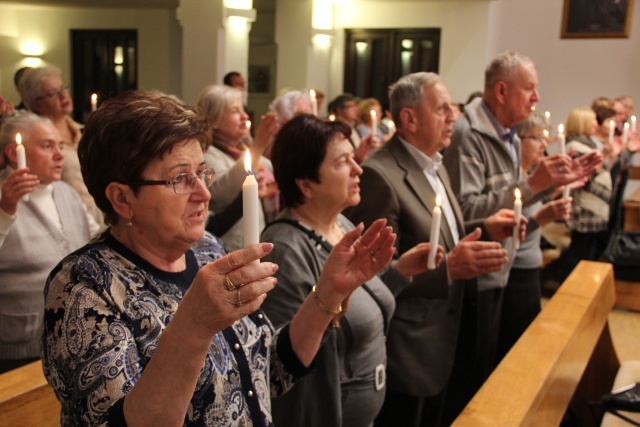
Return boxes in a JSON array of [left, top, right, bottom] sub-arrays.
[[197, 84, 279, 250], [0, 111, 96, 374], [18, 65, 104, 227]]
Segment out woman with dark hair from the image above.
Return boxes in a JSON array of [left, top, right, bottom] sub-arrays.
[[261, 114, 443, 427], [41, 92, 396, 426]]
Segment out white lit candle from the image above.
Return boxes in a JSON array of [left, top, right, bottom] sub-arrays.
[[387, 120, 396, 137], [543, 129, 549, 140], [427, 195, 442, 270], [609, 120, 615, 143], [632, 116, 637, 132], [15, 133, 28, 202], [558, 124, 566, 156], [513, 188, 522, 250], [623, 122, 629, 144], [328, 114, 335, 122], [310, 89, 318, 117], [246, 120, 251, 132], [243, 151, 260, 256], [544, 111, 551, 127], [370, 109, 377, 139], [91, 93, 97, 112]]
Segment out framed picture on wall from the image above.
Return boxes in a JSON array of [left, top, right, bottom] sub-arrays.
[[561, 0, 634, 38]]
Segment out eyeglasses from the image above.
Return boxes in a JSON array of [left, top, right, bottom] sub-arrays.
[[129, 168, 215, 195], [34, 85, 70, 102]]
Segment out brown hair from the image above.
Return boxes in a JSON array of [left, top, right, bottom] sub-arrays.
[[78, 91, 211, 225]]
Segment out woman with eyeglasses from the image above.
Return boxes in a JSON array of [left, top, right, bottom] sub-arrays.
[[41, 91, 396, 426], [197, 85, 279, 251], [18, 65, 104, 227], [0, 111, 97, 374], [497, 113, 575, 362]]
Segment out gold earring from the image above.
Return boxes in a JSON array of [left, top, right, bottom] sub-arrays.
[[127, 217, 133, 227]]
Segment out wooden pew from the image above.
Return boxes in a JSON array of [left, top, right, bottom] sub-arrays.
[[453, 261, 620, 427], [0, 360, 60, 426]]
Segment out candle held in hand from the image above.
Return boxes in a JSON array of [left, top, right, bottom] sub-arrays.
[[609, 120, 615, 143], [623, 122, 630, 144], [310, 89, 318, 117], [427, 195, 442, 270], [370, 109, 377, 139], [632, 116, 637, 132], [513, 188, 522, 250], [15, 133, 29, 202], [558, 124, 566, 156], [243, 151, 260, 254]]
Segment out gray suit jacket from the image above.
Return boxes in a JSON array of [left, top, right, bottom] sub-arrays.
[[344, 136, 477, 397]]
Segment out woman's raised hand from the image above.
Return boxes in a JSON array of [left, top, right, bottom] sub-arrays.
[[315, 219, 396, 307], [0, 168, 39, 215], [176, 243, 278, 339]]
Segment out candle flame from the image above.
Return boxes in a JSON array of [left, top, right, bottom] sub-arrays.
[[246, 120, 251, 130], [244, 150, 252, 175], [435, 194, 441, 207], [91, 93, 97, 102], [558, 124, 564, 135], [370, 109, 377, 119], [309, 89, 316, 100], [388, 120, 395, 128], [632, 115, 637, 122], [328, 114, 335, 122], [515, 188, 521, 199], [543, 129, 549, 138], [16, 133, 22, 146], [624, 122, 630, 129], [610, 119, 615, 127], [544, 111, 550, 118]]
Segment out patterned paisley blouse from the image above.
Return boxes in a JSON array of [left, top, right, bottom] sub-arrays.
[[41, 231, 309, 426]]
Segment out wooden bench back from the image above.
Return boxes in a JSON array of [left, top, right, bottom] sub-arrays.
[[453, 261, 620, 427], [0, 360, 60, 426]]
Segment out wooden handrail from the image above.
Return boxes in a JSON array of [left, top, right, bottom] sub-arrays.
[[0, 360, 60, 426], [453, 261, 620, 427]]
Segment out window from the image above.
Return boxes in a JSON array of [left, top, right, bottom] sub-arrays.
[[344, 28, 440, 106]]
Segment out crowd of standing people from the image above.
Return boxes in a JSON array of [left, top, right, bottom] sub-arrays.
[[0, 52, 636, 426]]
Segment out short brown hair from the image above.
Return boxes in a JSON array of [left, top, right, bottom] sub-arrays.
[[78, 91, 211, 225], [271, 114, 351, 208]]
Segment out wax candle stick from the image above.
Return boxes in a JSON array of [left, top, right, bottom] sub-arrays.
[[15, 133, 28, 202], [544, 111, 551, 127], [243, 151, 260, 257], [632, 116, 637, 132], [513, 188, 522, 250], [427, 195, 442, 270], [91, 94, 97, 112], [558, 124, 566, 156], [387, 120, 396, 137], [310, 90, 318, 117], [609, 120, 615, 143], [370, 109, 377, 139], [623, 122, 630, 144]]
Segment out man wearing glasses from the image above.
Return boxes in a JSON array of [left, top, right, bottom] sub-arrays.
[[19, 66, 104, 227]]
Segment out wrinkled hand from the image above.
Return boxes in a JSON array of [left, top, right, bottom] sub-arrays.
[[447, 228, 508, 281], [256, 168, 279, 199], [175, 243, 278, 340], [315, 219, 396, 308], [550, 175, 588, 200], [394, 243, 444, 280], [250, 112, 280, 159], [528, 152, 602, 195], [484, 208, 528, 242], [354, 134, 382, 164], [0, 168, 39, 215], [533, 197, 572, 226], [0, 95, 15, 116]]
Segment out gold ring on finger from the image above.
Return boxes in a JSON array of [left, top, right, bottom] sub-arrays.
[[236, 288, 244, 306], [225, 274, 236, 291]]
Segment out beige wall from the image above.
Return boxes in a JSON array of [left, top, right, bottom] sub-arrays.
[[0, 4, 181, 105]]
